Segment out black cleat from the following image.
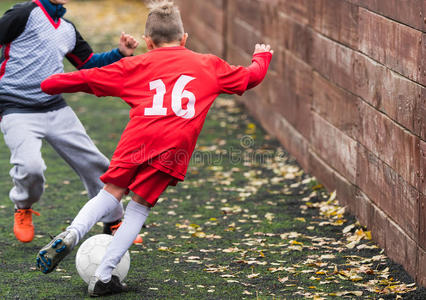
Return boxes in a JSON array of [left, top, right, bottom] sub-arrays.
[[88, 275, 127, 297]]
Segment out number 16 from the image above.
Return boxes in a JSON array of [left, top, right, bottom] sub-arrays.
[[144, 75, 196, 119]]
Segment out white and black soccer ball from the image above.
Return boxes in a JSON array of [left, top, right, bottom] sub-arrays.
[[75, 234, 130, 284]]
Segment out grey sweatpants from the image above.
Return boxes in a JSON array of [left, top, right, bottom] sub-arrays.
[[1, 106, 123, 222]]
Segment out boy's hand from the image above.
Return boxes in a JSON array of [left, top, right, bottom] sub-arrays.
[[254, 44, 274, 55], [118, 32, 139, 57]]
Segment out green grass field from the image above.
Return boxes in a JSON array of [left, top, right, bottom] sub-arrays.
[[1, 1, 425, 299]]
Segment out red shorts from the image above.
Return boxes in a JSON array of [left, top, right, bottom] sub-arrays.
[[100, 164, 178, 206]]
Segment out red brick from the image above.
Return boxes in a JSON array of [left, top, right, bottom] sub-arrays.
[[355, 55, 421, 135], [420, 141, 426, 198], [226, 45, 252, 67], [424, 0, 426, 32], [275, 116, 311, 171], [358, 101, 421, 192], [277, 13, 313, 63], [354, 189, 373, 229], [386, 219, 418, 279], [308, 151, 335, 191], [229, 18, 262, 55], [234, 0, 263, 30], [419, 247, 426, 287], [357, 145, 420, 241], [236, 88, 311, 172], [370, 203, 388, 249], [311, 113, 358, 183], [267, 47, 284, 75], [308, 149, 358, 212], [259, 0, 281, 44], [356, 146, 383, 207], [278, 0, 312, 26], [311, 0, 359, 48], [209, 0, 225, 9], [422, 33, 426, 89], [194, 1, 225, 34], [186, 38, 210, 55], [311, 33, 357, 93], [187, 19, 224, 56], [348, 0, 424, 31], [359, 9, 424, 85], [420, 193, 426, 249], [376, 70, 420, 136], [313, 33, 420, 135], [273, 51, 313, 139], [312, 72, 360, 139]]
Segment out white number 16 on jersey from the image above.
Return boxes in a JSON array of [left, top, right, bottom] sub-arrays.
[[145, 75, 196, 119]]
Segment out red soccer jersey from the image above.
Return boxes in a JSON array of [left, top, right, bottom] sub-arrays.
[[42, 46, 271, 180]]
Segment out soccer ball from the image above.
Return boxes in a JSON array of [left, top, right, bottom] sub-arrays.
[[75, 234, 130, 284]]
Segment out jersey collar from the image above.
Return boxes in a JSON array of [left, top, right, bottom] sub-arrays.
[[150, 46, 187, 52], [36, 0, 66, 25]]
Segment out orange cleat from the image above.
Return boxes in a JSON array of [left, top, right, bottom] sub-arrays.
[[14, 208, 40, 243], [103, 220, 143, 244]]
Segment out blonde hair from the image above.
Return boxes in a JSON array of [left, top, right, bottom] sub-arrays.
[[145, 1, 184, 46]]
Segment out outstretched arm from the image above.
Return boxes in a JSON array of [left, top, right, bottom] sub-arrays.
[[41, 61, 125, 97], [66, 28, 139, 69], [80, 33, 139, 69], [41, 71, 92, 95], [247, 44, 273, 89], [216, 43, 273, 95]]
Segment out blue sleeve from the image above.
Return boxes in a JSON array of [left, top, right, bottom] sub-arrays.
[[80, 48, 124, 69]]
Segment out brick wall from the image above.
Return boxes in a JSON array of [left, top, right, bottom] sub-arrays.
[[175, 0, 426, 286]]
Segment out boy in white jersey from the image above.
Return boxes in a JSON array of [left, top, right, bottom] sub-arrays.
[[0, 0, 141, 243]]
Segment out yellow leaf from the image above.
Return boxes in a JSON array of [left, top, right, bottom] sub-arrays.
[[288, 245, 303, 251], [346, 241, 358, 249], [247, 273, 260, 279], [348, 291, 363, 296], [192, 232, 206, 238], [265, 213, 275, 221], [312, 184, 323, 190], [333, 219, 345, 225], [365, 231, 372, 240], [350, 275, 363, 281]]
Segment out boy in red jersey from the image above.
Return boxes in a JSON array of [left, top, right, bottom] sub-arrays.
[[36, 0, 273, 296]]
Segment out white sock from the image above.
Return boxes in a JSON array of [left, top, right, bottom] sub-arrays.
[[99, 201, 124, 223], [95, 200, 150, 283], [67, 189, 121, 246]]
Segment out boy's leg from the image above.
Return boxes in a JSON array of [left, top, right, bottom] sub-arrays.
[[44, 107, 123, 223], [67, 187, 125, 243], [1, 113, 47, 242], [89, 167, 173, 296], [89, 198, 150, 296], [36, 184, 126, 274]]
